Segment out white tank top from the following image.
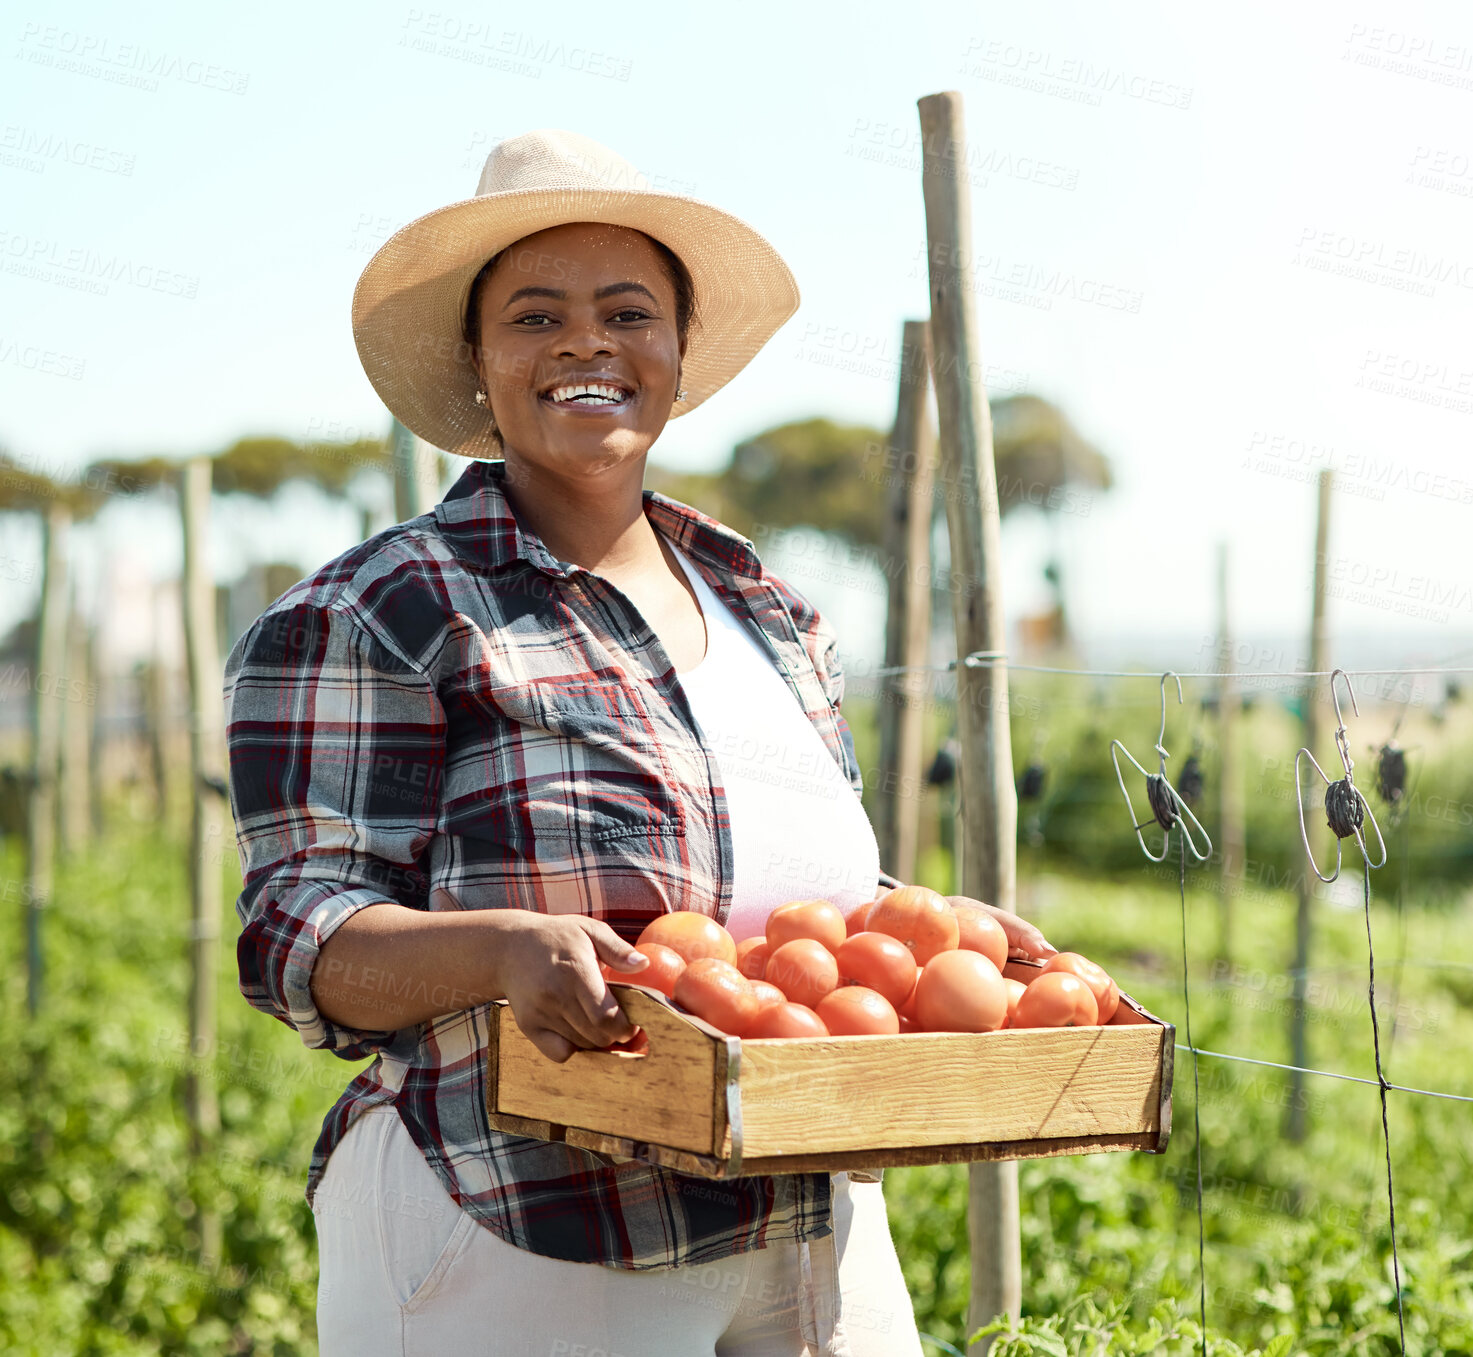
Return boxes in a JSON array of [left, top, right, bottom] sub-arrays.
[[662, 536, 881, 942]]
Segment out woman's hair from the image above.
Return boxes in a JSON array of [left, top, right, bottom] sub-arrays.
[[463, 230, 698, 366]]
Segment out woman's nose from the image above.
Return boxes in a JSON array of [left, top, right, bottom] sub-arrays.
[[556, 310, 617, 359]]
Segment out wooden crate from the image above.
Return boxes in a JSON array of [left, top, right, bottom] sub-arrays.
[[486, 967, 1174, 1180]]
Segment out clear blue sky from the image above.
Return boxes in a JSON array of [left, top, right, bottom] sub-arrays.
[[5, 0, 1473, 677]]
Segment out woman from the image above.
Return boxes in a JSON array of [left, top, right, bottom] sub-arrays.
[[226, 129, 1055, 1356]]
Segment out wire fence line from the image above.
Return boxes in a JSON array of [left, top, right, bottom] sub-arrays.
[[874, 651, 1473, 681], [1173, 1043, 1473, 1106]]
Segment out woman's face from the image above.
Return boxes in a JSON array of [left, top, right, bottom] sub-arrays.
[[471, 222, 684, 476]]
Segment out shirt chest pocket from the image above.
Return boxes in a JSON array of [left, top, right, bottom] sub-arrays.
[[445, 675, 687, 849]]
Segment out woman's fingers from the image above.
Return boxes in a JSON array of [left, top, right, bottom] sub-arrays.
[[947, 895, 1057, 959], [997, 911, 1056, 959], [585, 918, 649, 973], [567, 922, 639, 1043], [525, 1025, 577, 1064], [519, 999, 613, 1058], [505, 916, 644, 1060]]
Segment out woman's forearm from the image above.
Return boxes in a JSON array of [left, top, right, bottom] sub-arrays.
[[311, 903, 510, 1032]]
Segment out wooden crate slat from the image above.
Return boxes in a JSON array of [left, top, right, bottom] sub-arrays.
[[485, 984, 1174, 1177], [493, 989, 721, 1153], [737, 1025, 1164, 1157]]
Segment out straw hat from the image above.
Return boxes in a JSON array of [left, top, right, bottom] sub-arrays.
[[351, 129, 800, 458]]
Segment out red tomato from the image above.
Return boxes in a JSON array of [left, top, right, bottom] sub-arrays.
[[744, 1002, 829, 1039], [1040, 952, 1119, 1023], [868, 885, 960, 964], [735, 937, 770, 981], [765, 939, 840, 1010], [1000, 978, 1028, 1028], [952, 904, 1009, 970], [673, 959, 760, 1036], [835, 932, 919, 1009], [1002, 959, 1042, 985], [898, 981, 921, 1027], [816, 986, 900, 1036], [601, 942, 686, 999], [765, 900, 846, 954], [638, 912, 737, 966], [1012, 972, 1099, 1028], [914, 951, 1008, 1032], [748, 980, 786, 1010], [843, 902, 871, 938]]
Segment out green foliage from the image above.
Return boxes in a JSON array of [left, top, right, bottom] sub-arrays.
[[649, 416, 890, 548], [0, 435, 395, 529], [886, 869, 1473, 1356], [970, 1297, 1295, 1355], [210, 436, 392, 499], [0, 452, 109, 517], [0, 821, 359, 1354], [988, 394, 1113, 516], [846, 674, 1473, 890], [647, 395, 1114, 553], [4, 742, 1470, 1353]]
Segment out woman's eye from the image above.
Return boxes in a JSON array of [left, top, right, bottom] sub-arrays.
[[512, 312, 555, 326], [612, 308, 651, 322]]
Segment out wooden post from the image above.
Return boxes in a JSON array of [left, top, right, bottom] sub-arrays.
[[917, 90, 1022, 1349], [180, 458, 226, 1189], [87, 626, 106, 838], [1215, 543, 1243, 963], [60, 599, 92, 858], [140, 655, 171, 820], [1287, 469, 1332, 1141], [876, 321, 936, 887], [391, 416, 441, 522], [25, 502, 70, 1015]]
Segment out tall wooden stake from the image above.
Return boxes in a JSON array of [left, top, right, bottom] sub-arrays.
[[87, 626, 106, 838], [180, 457, 225, 1262], [1287, 469, 1332, 1141], [391, 416, 441, 522], [60, 597, 92, 858], [918, 90, 1021, 1349], [142, 654, 171, 821], [876, 321, 936, 887], [1215, 543, 1244, 963], [25, 503, 70, 1015]]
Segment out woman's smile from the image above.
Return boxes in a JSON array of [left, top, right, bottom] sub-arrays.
[[539, 376, 636, 413]]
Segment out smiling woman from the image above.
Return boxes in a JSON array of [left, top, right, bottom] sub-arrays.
[[462, 226, 698, 417], [223, 128, 1048, 1357], [463, 221, 692, 471]]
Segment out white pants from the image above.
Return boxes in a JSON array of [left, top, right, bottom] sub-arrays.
[[313, 1106, 924, 1357]]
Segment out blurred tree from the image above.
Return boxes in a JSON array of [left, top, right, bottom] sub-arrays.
[[210, 435, 392, 498], [87, 434, 395, 502], [0, 452, 108, 517], [647, 395, 1112, 550]]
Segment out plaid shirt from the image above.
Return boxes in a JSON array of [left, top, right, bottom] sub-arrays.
[[225, 457, 903, 1271]]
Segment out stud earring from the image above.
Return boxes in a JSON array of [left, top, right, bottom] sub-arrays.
[[474, 389, 487, 406], [675, 387, 688, 403]]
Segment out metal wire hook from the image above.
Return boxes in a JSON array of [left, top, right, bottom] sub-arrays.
[[1373, 681, 1419, 831], [1294, 668, 1388, 882], [1110, 672, 1213, 863], [1329, 668, 1358, 778]]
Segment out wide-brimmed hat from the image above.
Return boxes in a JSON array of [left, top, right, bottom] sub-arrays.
[[351, 129, 800, 458]]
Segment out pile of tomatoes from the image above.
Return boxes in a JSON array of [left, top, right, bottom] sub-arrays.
[[603, 885, 1145, 1041]]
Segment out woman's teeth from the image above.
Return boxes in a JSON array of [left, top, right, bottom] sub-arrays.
[[545, 383, 628, 405]]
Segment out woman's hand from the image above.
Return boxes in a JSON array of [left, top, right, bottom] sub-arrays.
[[491, 913, 651, 1064], [944, 896, 1056, 962]]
